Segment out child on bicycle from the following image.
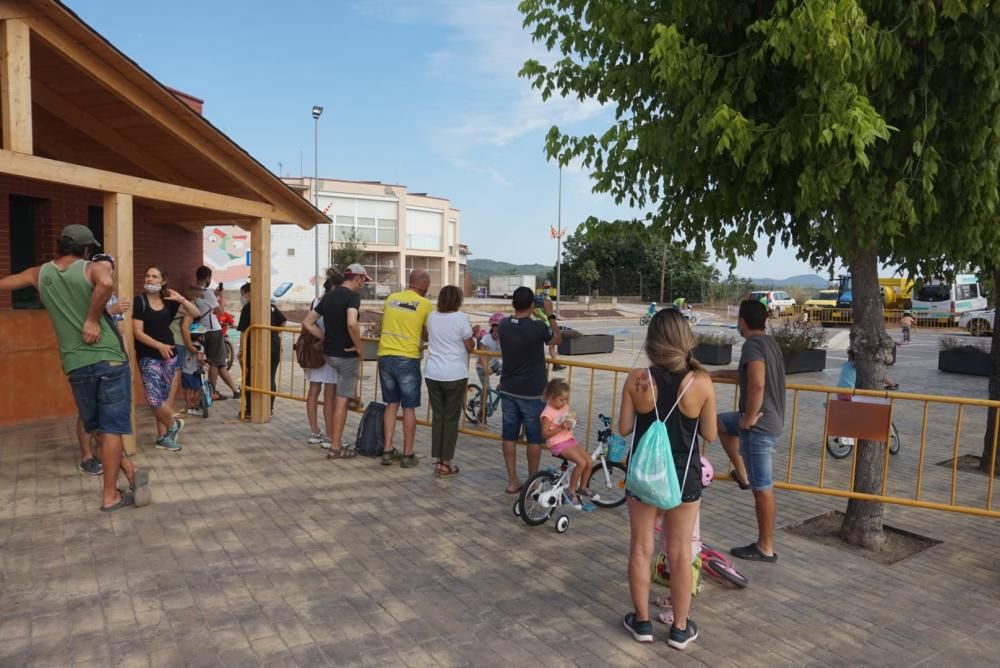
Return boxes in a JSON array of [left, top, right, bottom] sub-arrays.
[[540, 378, 595, 510]]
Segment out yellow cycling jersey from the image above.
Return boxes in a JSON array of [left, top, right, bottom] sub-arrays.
[[377, 289, 432, 358]]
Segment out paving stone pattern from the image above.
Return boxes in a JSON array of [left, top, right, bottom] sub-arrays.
[[2, 327, 1000, 666]]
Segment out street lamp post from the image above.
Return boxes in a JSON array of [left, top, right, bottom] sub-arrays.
[[556, 166, 563, 318], [312, 105, 324, 299]]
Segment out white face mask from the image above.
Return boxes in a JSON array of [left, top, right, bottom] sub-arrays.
[[144, 283, 162, 294]]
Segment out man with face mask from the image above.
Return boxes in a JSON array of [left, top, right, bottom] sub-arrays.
[[237, 282, 287, 419], [193, 266, 239, 400], [711, 300, 785, 563], [0, 225, 150, 512]]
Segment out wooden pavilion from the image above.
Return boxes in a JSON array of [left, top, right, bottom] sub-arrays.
[[0, 0, 325, 443]]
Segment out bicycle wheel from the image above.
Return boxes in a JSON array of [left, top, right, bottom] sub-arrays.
[[889, 423, 900, 455], [826, 436, 854, 459], [639, 315, 650, 326], [464, 384, 484, 424], [225, 340, 234, 371], [702, 557, 749, 588], [586, 460, 628, 508], [199, 388, 210, 419], [518, 470, 559, 526]]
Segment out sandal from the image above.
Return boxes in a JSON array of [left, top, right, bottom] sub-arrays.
[[435, 463, 460, 477], [326, 447, 359, 460], [100, 490, 134, 513]]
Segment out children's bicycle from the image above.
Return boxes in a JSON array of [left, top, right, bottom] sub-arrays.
[[513, 413, 628, 533], [464, 382, 501, 424]]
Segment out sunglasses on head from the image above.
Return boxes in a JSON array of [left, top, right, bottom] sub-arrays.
[[91, 253, 115, 267]]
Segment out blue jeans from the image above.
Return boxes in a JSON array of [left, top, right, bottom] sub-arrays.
[[68, 360, 133, 436], [500, 393, 545, 444], [378, 356, 422, 408], [719, 411, 777, 491]]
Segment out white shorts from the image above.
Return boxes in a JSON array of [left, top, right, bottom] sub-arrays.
[[306, 363, 338, 385]]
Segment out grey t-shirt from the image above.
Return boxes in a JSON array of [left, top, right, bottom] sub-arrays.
[[738, 334, 786, 435]]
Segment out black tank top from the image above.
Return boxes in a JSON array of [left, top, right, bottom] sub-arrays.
[[633, 367, 702, 495]]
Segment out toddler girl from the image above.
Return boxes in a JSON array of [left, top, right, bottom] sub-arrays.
[[540, 379, 596, 510]]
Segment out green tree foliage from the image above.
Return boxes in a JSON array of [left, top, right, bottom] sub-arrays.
[[559, 217, 718, 299], [520, 1, 1000, 546], [331, 228, 368, 271]]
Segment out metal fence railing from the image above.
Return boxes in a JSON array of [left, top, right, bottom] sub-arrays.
[[240, 325, 1000, 518]]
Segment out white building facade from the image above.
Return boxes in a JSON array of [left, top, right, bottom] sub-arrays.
[[272, 177, 466, 301]]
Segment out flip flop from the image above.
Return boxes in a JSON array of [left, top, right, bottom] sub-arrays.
[[730, 543, 777, 562], [100, 491, 134, 513], [435, 464, 460, 477]]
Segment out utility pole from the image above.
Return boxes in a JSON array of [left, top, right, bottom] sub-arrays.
[[555, 166, 563, 318]]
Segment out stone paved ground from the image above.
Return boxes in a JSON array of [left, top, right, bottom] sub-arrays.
[[2, 325, 1000, 667]]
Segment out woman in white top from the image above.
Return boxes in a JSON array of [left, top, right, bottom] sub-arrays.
[[305, 273, 340, 447], [424, 285, 474, 476]]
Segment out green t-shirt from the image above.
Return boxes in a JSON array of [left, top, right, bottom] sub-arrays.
[[39, 260, 127, 374]]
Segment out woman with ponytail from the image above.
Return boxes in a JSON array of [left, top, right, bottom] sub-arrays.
[[618, 308, 717, 651]]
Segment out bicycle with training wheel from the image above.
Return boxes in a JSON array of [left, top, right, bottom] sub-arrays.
[[513, 413, 628, 533]]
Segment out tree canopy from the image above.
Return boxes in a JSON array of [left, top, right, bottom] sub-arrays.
[[519, 0, 1000, 277]]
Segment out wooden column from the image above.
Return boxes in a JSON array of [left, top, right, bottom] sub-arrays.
[[249, 217, 272, 423], [0, 18, 32, 153], [103, 193, 137, 455]]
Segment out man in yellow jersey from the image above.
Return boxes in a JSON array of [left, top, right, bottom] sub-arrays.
[[0, 225, 149, 512], [377, 269, 433, 467]]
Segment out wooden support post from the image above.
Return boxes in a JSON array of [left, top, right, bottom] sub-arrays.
[[0, 18, 32, 153], [103, 192, 137, 455], [249, 217, 272, 423]]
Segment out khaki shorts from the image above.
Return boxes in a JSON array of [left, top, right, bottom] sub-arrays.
[[324, 355, 359, 396]]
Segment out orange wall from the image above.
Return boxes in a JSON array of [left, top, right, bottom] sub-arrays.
[[0, 310, 77, 423]]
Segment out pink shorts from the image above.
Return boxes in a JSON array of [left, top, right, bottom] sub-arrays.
[[550, 437, 579, 458]]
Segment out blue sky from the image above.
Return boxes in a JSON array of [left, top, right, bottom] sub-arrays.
[[70, 0, 819, 279]]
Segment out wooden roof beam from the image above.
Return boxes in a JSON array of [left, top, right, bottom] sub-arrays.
[[32, 80, 190, 184], [0, 148, 277, 218], [1, 18, 32, 153]]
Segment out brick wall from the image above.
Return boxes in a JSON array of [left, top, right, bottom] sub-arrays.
[[0, 175, 205, 426]]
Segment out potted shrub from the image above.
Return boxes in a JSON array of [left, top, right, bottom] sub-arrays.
[[693, 331, 737, 365], [362, 322, 381, 361], [769, 322, 828, 374], [938, 336, 991, 376], [557, 326, 615, 355]]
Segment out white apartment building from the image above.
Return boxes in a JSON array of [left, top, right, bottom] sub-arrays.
[[274, 177, 466, 300]]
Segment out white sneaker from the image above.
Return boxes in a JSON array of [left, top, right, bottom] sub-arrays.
[[320, 435, 333, 450], [186, 407, 204, 417], [307, 432, 323, 446]]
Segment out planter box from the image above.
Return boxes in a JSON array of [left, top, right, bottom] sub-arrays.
[[557, 334, 614, 356], [693, 343, 733, 366], [363, 339, 380, 361], [938, 350, 991, 376], [783, 349, 827, 374]]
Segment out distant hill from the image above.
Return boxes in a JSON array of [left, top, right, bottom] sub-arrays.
[[751, 274, 830, 289], [468, 258, 551, 283]]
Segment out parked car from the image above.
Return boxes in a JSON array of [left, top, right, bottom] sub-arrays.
[[748, 290, 797, 316], [803, 289, 839, 313], [959, 308, 994, 336]]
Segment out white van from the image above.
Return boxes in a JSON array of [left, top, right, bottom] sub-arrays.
[[911, 274, 987, 323]]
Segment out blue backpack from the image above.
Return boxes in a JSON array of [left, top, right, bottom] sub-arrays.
[[625, 369, 699, 510]]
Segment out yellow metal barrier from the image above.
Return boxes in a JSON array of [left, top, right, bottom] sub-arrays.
[[240, 324, 1000, 518], [792, 304, 964, 330]]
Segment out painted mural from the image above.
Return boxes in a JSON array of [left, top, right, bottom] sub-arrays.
[[203, 226, 250, 286]]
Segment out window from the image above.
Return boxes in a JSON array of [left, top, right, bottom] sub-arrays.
[[448, 219, 457, 256], [88, 206, 103, 246], [325, 196, 398, 246], [916, 285, 951, 302], [8, 195, 43, 309], [956, 284, 978, 300], [406, 208, 442, 251], [287, 248, 295, 257]]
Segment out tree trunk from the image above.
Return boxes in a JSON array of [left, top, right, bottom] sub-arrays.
[[659, 243, 667, 303], [839, 246, 892, 548], [980, 266, 1000, 473]]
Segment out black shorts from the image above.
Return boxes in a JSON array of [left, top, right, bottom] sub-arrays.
[[203, 330, 226, 367]]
